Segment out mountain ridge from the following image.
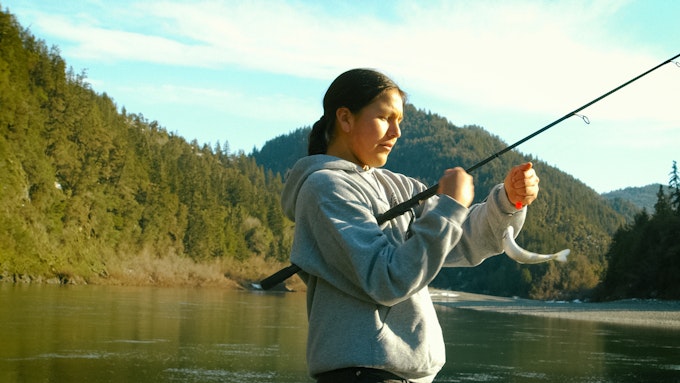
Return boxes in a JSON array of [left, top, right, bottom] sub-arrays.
[[252, 105, 631, 299], [601, 183, 665, 213]]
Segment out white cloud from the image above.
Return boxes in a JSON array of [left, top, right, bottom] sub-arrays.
[[8, 0, 678, 191], [21, 0, 679, 126], [121, 0, 678, 126], [116, 83, 317, 123]]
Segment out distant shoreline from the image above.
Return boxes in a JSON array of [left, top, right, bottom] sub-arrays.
[[430, 289, 680, 329]]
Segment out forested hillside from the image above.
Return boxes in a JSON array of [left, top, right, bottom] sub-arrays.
[[253, 106, 630, 299], [597, 168, 680, 300], [602, 184, 665, 214], [5, 7, 676, 300], [0, 9, 292, 285]]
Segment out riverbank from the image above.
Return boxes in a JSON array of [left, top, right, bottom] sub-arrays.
[[430, 289, 680, 329], [1, 252, 307, 291], [5, 260, 678, 330]]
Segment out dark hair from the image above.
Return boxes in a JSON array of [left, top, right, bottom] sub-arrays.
[[308, 68, 407, 155]]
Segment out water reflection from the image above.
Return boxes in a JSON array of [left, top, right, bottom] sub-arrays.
[[436, 306, 680, 382], [1, 285, 678, 383], [0, 285, 309, 383]]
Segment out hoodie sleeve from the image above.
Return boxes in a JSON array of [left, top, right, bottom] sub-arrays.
[[290, 170, 469, 307], [443, 183, 526, 267]]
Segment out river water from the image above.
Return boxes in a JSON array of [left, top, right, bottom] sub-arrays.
[[1, 284, 678, 382]]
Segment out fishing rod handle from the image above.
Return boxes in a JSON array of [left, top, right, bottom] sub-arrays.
[[259, 263, 301, 290], [375, 184, 439, 224], [374, 158, 491, 224], [261, 185, 438, 290], [262, 168, 473, 289]]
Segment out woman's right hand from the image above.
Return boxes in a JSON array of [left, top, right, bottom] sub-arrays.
[[437, 167, 474, 208]]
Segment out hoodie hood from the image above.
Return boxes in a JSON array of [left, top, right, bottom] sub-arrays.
[[281, 155, 363, 221]]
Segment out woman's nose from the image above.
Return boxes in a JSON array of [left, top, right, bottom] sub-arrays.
[[390, 121, 401, 138]]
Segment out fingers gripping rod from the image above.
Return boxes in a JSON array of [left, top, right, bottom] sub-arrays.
[[258, 52, 680, 290]]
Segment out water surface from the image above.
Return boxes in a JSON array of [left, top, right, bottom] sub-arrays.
[[1, 284, 678, 382]]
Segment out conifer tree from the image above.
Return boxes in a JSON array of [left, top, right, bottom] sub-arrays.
[[669, 160, 680, 213], [653, 184, 671, 216]]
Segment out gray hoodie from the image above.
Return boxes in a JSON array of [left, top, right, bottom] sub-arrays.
[[282, 155, 525, 382]]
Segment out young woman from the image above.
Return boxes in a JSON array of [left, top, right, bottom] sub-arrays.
[[281, 69, 539, 383]]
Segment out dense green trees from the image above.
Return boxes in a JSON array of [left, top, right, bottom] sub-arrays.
[[0, 9, 291, 283], [254, 108, 629, 300], [257, 113, 680, 301], [3, 8, 677, 300], [596, 162, 680, 300]]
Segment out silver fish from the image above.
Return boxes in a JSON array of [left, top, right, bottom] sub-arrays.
[[502, 226, 570, 264]]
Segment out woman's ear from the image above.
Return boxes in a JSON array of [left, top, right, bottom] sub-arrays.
[[336, 107, 353, 133]]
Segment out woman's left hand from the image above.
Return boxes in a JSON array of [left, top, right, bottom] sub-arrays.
[[504, 162, 540, 208]]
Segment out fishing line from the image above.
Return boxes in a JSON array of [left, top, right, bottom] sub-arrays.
[[257, 52, 680, 290]]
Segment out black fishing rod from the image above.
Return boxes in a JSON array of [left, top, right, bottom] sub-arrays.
[[257, 52, 680, 291]]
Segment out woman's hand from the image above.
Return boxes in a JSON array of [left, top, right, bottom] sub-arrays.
[[438, 167, 474, 208], [504, 162, 540, 208]]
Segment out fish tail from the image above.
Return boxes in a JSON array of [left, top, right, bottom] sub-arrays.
[[555, 249, 570, 263]]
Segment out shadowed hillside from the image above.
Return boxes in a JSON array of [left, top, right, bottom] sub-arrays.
[[253, 105, 628, 299]]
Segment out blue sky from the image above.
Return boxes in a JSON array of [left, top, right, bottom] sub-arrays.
[[3, 0, 679, 193]]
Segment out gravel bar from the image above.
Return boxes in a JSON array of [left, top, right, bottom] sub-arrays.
[[430, 289, 680, 329]]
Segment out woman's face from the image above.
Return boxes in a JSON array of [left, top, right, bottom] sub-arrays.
[[337, 89, 404, 168]]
